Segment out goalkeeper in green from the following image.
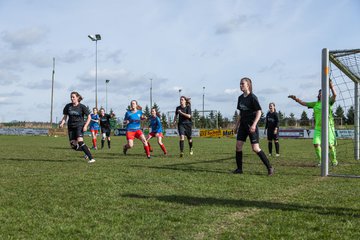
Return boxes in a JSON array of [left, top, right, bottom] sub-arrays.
[[288, 80, 338, 166]]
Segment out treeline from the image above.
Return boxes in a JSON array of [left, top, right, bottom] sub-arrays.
[[2, 104, 355, 129]]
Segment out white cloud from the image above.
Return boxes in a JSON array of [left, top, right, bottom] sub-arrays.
[[1, 27, 48, 49]]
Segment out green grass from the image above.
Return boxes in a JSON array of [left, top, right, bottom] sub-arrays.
[[1, 135, 360, 239]]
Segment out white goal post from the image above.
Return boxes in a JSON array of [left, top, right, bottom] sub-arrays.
[[321, 48, 360, 177]]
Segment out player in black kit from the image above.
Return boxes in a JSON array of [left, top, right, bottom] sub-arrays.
[[99, 108, 115, 149], [60, 91, 95, 163], [233, 78, 274, 175], [264, 102, 280, 157], [173, 96, 193, 157]]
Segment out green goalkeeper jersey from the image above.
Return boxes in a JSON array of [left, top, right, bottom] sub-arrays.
[[306, 99, 335, 131]]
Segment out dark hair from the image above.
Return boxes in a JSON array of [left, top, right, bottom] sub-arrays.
[[269, 102, 276, 112], [240, 77, 252, 93], [93, 107, 98, 111], [131, 100, 142, 110], [151, 108, 161, 117], [180, 96, 191, 106], [70, 91, 83, 102]]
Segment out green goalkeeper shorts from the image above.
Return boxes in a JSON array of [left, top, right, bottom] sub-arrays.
[[313, 128, 336, 146]]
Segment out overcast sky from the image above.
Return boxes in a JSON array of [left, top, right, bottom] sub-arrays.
[[0, 0, 359, 123]]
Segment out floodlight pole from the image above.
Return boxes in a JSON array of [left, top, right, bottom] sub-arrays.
[[150, 78, 153, 109], [202, 86, 205, 117], [50, 57, 55, 127], [321, 48, 329, 177], [88, 34, 101, 109], [95, 40, 98, 108], [106, 79, 110, 112]]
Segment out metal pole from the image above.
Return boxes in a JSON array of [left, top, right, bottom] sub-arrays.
[[355, 82, 359, 160], [95, 40, 98, 109], [50, 57, 55, 127], [150, 78, 153, 109], [321, 48, 329, 177], [105, 80, 108, 112], [202, 86, 205, 117]]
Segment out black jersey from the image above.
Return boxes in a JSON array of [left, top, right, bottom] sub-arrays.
[[99, 114, 112, 129], [175, 105, 192, 124], [63, 103, 90, 128], [237, 93, 261, 124], [265, 111, 279, 130]]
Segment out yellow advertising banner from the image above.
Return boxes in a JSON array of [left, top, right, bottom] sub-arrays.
[[200, 129, 235, 138]]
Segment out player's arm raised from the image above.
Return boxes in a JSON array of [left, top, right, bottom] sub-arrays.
[[288, 95, 307, 106]]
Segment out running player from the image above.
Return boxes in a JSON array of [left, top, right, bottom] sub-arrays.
[[288, 79, 337, 166], [123, 100, 151, 158], [264, 102, 280, 157], [59, 91, 95, 163], [99, 108, 114, 149], [233, 77, 274, 175], [146, 108, 167, 155], [89, 107, 100, 150], [173, 96, 193, 158]]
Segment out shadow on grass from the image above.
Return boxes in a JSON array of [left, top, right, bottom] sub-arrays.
[[123, 193, 360, 218]]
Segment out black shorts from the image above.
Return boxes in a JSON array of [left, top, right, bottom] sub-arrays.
[[68, 125, 84, 141], [101, 127, 111, 137], [178, 123, 192, 138], [267, 129, 279, 141], [236, 122, 259, 144]]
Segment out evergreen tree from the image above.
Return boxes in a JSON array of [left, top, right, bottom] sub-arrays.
[[222, 117, 231, 128], [288, 113, 296, 126], [232, 111, 239, 123], [192, 109, 201, 128], [334, 105, 345, 125], [199, 116, 206, 128], [143, 105, 150, 118], [300, 110, 310, 126], [346, 106, 355, 125], [161, 113, 168, 129], [217, 111, 224, 128], [152, 102, 160, 114]]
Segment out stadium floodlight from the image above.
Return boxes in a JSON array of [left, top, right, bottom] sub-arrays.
[[321, 48, 360, 177], [88, 34, 102, 108]]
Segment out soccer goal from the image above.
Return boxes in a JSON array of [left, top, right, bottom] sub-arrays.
[[321, 48, 360, 177]]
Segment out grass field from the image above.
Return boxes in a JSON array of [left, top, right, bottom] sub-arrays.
[[1, 135, 360, 239]]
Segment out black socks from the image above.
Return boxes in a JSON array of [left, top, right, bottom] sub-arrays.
[[236, 151, 243, 170]]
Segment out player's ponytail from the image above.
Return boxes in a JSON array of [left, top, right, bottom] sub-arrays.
[[181, 96, 191, 106], [70, 91, 83, 102], [130, 100, 142, 110], [151, 108, 161, 117]]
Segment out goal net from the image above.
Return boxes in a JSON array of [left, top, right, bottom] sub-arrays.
[[321, 48, 360, 177]]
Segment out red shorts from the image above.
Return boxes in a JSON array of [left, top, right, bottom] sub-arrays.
[[126, 130, 144, 140], [90, 130, 98, 135], [148, 132, 164, 138]]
